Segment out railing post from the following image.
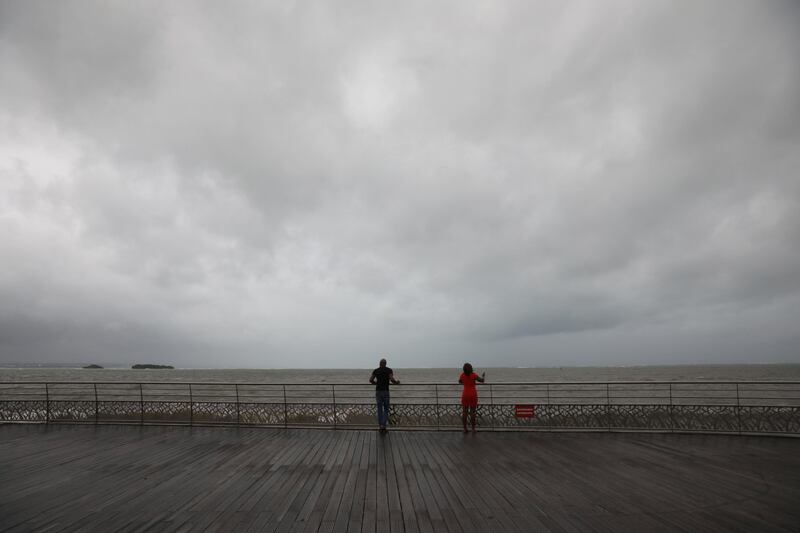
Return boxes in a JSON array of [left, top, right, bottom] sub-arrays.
[[736, 383, 742, 434], [139, 383, 144, 425], [332, 385, 337, 430], [189, 384, 193, 427], [606, 383, 611, 431], [545, 383, 550, 431], [283, 385, 288, 428], [94, 383, 99, 425], [235, 384, 240, 425], [490, 384, 496, 431], [45, 383, 50, 424], [669, 383, 674, 432], [434, 384, 440, 431]]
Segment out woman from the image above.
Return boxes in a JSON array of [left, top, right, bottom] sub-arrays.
[[459, 363, 485, 433]]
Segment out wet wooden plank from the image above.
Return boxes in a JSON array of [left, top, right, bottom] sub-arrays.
[[388, 432, 419, 533], [329, 431, 365, 533], [273, 431, 339, 532], [1, 425, 800, 532], [345, 430, 372, 533], [361, 430, 378, 533]]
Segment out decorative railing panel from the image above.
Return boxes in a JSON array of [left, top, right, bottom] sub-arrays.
[[739, 406, 800, 434], [1, 381, 798, 436], [239, 403, 284, 425]]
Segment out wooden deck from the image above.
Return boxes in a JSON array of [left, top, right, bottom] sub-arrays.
[[1, 425, 799, 532]]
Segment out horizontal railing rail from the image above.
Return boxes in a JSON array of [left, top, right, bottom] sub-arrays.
[[1, 381, 798, 435]]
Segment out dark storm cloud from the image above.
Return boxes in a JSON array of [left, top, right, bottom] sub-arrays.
[[1, 1, 798, 367]]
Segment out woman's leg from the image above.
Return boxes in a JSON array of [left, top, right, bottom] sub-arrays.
[[461, 405, 468, 432], [470, 407, 477, 431]]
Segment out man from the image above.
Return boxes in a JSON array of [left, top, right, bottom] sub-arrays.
[[369, 358, 400, 432]]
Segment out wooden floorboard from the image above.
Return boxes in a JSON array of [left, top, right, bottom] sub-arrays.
[[1, 425, 799, 532]]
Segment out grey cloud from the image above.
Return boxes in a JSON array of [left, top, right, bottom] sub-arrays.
[[1, 1, 798, 367], [0, 2, 162, 115]]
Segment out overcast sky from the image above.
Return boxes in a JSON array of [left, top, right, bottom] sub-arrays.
[[1, 1, 798, 368]]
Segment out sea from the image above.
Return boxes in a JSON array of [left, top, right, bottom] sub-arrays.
[[2, 364, 800, 383]]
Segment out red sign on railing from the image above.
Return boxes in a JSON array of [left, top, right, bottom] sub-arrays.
[[515, 404, 536, 418]]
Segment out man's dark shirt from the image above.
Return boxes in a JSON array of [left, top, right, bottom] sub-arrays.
[[372, 367, 393, 391]]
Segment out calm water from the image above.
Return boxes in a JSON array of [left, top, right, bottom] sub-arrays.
[[2, 364, 799, 383]]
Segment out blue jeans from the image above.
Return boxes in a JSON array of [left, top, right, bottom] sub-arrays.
[[376, 390, 390, 427]]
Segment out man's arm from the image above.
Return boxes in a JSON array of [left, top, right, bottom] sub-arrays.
[[369, 370, 376, 384], [389, 372, 400, 385]]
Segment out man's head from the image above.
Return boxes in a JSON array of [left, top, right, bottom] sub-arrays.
[[379, 358, 387, 367]]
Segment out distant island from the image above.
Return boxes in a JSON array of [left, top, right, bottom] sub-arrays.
[[83, 364, 104, 369], [131, 364, 175, 370]]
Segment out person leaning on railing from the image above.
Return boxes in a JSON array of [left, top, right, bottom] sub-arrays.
[[459, 363, 485, 433], [369, 358, 400, 433]]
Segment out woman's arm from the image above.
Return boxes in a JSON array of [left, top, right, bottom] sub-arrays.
[[475, 372, 486, 383]]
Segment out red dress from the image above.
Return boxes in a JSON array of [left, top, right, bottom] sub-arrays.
[[460, 372, 479, 408]]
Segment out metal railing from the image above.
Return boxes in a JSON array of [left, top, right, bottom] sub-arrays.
[[1, 381, 798, 435]]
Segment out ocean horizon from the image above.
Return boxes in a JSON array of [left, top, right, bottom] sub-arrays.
[[3, 363, 800, 383]]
